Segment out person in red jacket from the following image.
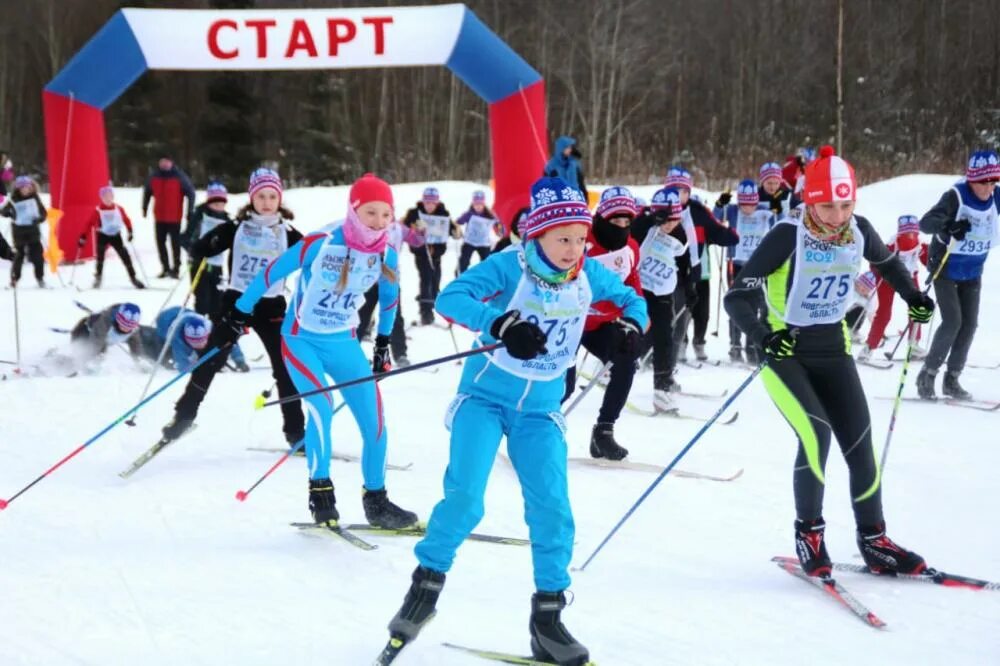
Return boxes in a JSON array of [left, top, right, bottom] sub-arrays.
[[562, 186, 645, 460], [857, 215, 929, 360], [142, 156, 195, 279], [79, 185, 145, 290]]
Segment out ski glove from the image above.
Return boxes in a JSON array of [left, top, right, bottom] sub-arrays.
[[760, 329, 796, 360], [218, 307, 250, 345], [714, 192, 732, 209], [611, 317, 644, 359], [946, 218, 972, 241], [490, 310, 548, 360], [906, 292, 935, 324], [372, 334, 392, 374]]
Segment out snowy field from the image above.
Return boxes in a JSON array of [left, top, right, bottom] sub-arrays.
[[1, 176, 998, 665]]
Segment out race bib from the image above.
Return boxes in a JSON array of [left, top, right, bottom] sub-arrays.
[[638, 228, 685, 296], [296, 237, 382, 334], [734, 209, 772, 263], [464, 214, 494, 247], [952, 206, 998, 257], [590, 245, 634, 282], [420, 212, 451, 245], [229, 221, 288, 296], [98, 208, 124, 236], [782, 221, 864, 326], [12, 198, 39, 227]]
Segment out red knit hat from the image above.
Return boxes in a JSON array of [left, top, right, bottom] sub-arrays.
[[802, 145, 856, 204], [349, 173, 394, 210]]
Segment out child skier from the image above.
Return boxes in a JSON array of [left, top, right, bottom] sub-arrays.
[[2, 175, 47, 288], [725, 146, 935, 578], [491, 206, 529, 255], [857, 215, 928, 360], [229, 172, 417, 529], [757, 161, 800, 219], [381, 177, 647, 665], [160, 168, 305, 449], [714, 179, 775, 363], [455, 189, 498, 273], [632, 188, 693, 411], [402, 187, 458, 324], [565, 185, 645, 460], [69, 302, 143, 364], [135, 306, 211, 372], [78, 185, 145, 289]]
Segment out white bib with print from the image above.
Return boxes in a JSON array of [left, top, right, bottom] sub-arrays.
[[229, 221, 288, 296], [781, 219, 864, 326], [420, 212, 451, 245], [296, 238, 382, 334], [638, 228, 685, 296]]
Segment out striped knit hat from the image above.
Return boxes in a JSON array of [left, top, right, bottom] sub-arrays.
[[248, 168, 282, 201], [856, 271, 877, 296], [736, 179, 759, 205], [181, 314, 211, 350], [98, 183, 114, 199], [802, 146, 856, 204], [966, 150, 1000, 182], [759, 161, 783, 184], [206, 181, 228, 203], [524, 177, 592, 240], [471, 190, 487, 204], [422, 186, 440, 203], [664, 166, 693, 190], [114, 303, 142, 334], [650, 187, 683, 220], [595, 186, 637, 219], [897, 215, 920, 235]]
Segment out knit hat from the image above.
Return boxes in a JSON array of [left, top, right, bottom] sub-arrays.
[[856, 271, 877, 296], [664, 166, 693, 190], [114, 303, 142, 334], [759, 161, 783, 184], [736, 179, 759, 205], [349, 172, 394, 210], [965, 150, 1000, 182], [802, 145, 856, 204], [471, 190, 487, 204], [650, 187, 683, 220], [422, 186, 440, 203], [248, 167, 282, 201], [181, 314, 211, 350], [98, 184, 114, 199], [897, 214, 920, 235], [14, 175, 32, 189], [524, 177, 592, 240], [595, 186, 637, 219], [206, 181, 228, 203]]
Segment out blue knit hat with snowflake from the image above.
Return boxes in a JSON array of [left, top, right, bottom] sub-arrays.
[[524, 177, 592, 240], [737, 179, 760, 205], [595, 186, 637, 219], [966, 150, 1000, 182]]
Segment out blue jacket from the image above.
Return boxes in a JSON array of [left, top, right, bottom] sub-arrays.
[[436, 248, 648, 412], [543, 136, 586, 195], [236, 223, 400, 342], [919, 182, 1000, 281], [155, 306, 200, 372]]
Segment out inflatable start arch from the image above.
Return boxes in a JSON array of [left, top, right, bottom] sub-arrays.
[[44, 5, 546, 258]]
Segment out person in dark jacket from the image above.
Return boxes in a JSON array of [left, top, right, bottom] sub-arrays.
[[2, 175, 47, 288], [455, 190, 498, 273], [758, 161, 801, 219], [70, 302, 144, 363], [915, 150, 1000, 400], [491, 206, 528, 255], [142, 156, 195, 279], [402, 187, 459, 325], [543, 135, 587, 196]]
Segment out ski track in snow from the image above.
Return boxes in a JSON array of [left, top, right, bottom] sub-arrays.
[[1, 178, 998, 665]]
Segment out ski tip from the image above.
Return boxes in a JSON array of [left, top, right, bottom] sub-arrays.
[[235, 490, 248, 502], [253, 395, 266, 410], [0, 498, 8, 510]]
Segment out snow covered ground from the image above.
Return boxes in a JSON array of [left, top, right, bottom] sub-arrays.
[[1, 176, 998, 665]]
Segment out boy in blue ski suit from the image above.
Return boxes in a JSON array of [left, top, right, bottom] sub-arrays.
[[136, 305, 210, 372], [381, 178, 647, 666], [227, 173, 417, 529]]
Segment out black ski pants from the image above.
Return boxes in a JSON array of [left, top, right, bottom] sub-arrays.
[[458, 244, 489, 274], [926, 276, 980, 374], [95, 232, 137, 278], [357, 282, 408, 360], [155, 221, 182, 273], [562, 322, 638, 425], [642, 290, 677, 377], [414, 243, 445, 317]]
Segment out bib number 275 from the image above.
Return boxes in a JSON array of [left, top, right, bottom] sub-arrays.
[[525, 314, 579, 347], [806, 274, 851, 300]]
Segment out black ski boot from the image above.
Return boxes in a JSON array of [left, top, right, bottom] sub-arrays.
[[916, 367, 937, 400], [161, 415, 195, 441], [693, 343, 708, 361], [308, 478, 339, 525], [388, 566, 446, 641], [93, 274, 102, 289], [857, 522, 926, 575], [363, 488, 419, 529], [794, 517, 832, 577], [529, 591, 590, 666], [942, 371, 972, 400], [589, 422, 628, 461], [728, 345, 743, 363]]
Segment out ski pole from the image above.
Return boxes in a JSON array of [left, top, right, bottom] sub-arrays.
[[151, 262, 189, 320], [575, 361, 765, 571], [884, 242, 952, 362], [236, 402, 348, 501], [258, 343, 503, 409], [0, 345, 224, 511], [711, 206, 727, 337], [127, 237, 150, 286], [12, 283, 21, 371], [879, 242, 953, 472], [447, 324, 462, 365], [564, 360, 613, 417], [125, 258, 208, 426]]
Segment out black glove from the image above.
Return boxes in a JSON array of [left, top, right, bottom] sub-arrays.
[[372, 334, 392, 374], [77, 236, 87, 248], [906, 292, 935, 324], [490, 310, 548, 360], [218, 307, 250, 346], [946, 218, 972, 241], [760, 328, 796, 359], [685, 280, 699, 309], [610, 317, 643, 360], [127, 231, 134, 243], [715, 192, 732, 208]]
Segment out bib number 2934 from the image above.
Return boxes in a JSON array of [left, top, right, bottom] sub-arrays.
[[958, 238, 991, 254]]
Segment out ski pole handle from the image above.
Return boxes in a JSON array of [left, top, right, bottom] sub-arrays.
[[575, 361, 765, 572], [259, 343, 503, 409], [0, 345, 226, 511]]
